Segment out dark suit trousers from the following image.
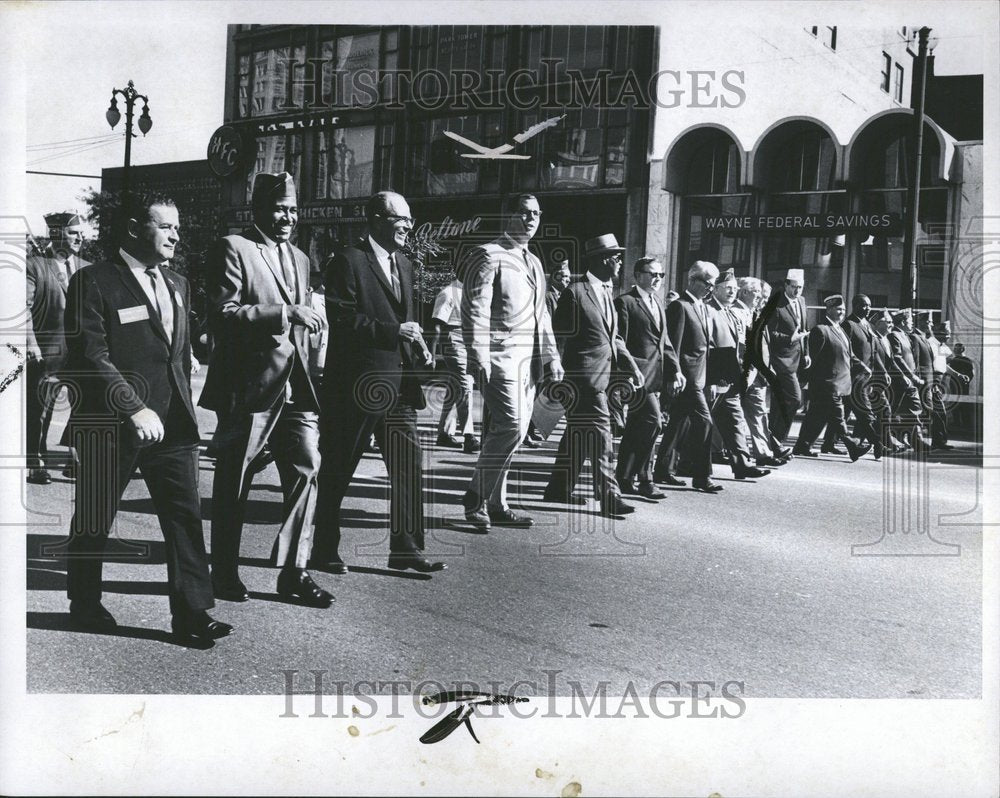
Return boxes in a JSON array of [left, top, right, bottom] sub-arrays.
[[926, 379, 950, 445], [768, 370, 802, 444], [711, 386, 754, 471], [26, 359, 58, 469], [615, 388, 662, 486], [211, 403, 320, 575], [846, 376, 878, 445], [797, 390, 848, 449], [654, 386, 713, 480], [65, 403, 212, 613], [316, 398, 424, 558], [546, 387, 620, 502]]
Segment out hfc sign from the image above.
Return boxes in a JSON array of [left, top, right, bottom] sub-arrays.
[[207, 125, 244, 178]]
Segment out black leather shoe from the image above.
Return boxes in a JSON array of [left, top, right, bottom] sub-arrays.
[[212, 576, 249, 602], [521, 435, 540, 449], [247, 447, 275, 476], [774, 446, 793, 459], [692, 479, 724, 493], [27, 468, 52, 485], [171, 610, 233, 641], [932, 442, 954, 451], [488, 507, 533, 527], [437, 433, 463, 449], [654, 473, 687, 487], [636, 482, 665, 499], [69, 600, 117, 631], [600, 496, 635, 516], [846, 440, 873, 462], [756, 456, 785, 467], [821, 444, 846, 455], [463, 434, 481, 453], [792, 446, 818, 457], [388, 555, 447, 573], [734, 466, 771, 480], [311, 555, 348, 575], [277, 569, 334, 607]]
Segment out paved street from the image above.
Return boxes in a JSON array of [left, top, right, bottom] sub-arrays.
[[26, 373, 982, 698]]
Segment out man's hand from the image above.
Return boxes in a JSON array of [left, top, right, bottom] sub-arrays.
[[288, 304, 326, 333], [129, 408, 164, 444], [548, 361, 565, 383], [631, 368, 644, 388], [671, 374, 686, 393], [25, 344, 43, 363], [398, 321, 424, 344], [416, 336, 434, 367], [190, 354, 202, 375], [792, 330, 808, 343], [804, 354, 812, 369]]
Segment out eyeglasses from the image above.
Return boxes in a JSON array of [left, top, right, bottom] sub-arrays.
[[695, 276, 717, 286], [378, 214, 415, 226], [517, 210, 543, 219]]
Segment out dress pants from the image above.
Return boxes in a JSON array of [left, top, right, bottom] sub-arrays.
[[546, 386, 620, 502], [926, 378, 950, 445], [796, 390, 849, 449], [465, 368, 534, 511], [890, 380, 927, 443], [741, 378, 775, 459], [768, 369, 802, 444], [316, 396, 424, 559], [65, 400, 213, 614], [711, 385, 755, 471], [654, 385, 713, 481], [26, 359, 59, 469], [211, 402, 320, 575], [437, 328, 474, 437], [845, 375, 878, 445], [615, 388, 661, 487]]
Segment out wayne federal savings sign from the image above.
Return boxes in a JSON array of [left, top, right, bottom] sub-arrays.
[[701, 213, 903, 236]]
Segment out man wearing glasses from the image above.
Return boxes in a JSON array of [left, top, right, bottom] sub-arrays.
[[313, 191, 444, 574], [461, 194, 563, 530], [652, 260, 723, 493], [764, 268, 811, 446], [613, 257, 683, 499]]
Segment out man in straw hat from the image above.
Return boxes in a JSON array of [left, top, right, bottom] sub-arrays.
[[791, 295, 872, 461], [542, 234, 642, 516], [764, 267, 810, 445], [460, 193, 563, 531], [25, 210, 90, 484], [201, 172, 334, 608]]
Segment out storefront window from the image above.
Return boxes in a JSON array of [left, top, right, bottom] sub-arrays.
[[250, 46, 292, 117], [238, 54, 250, 117], [246, 133, 304, 202], [547, 26, 607, 72], [314, 126, 376, 200], [321, 32, 381, 108], [428, 116, 480, 195]]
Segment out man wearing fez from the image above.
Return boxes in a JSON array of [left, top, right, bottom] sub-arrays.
[[791, 295, 872, 461], [652, 260, 723, 493], [913, 311, 951, 450], [887, 309, 932, 453], [839, 294, 884, 458], [312, 191, 443, 574], [461, 193, 563, 531], [613, 256, 683, 500], [706, 269, 772, 480], [25, 211, 90, 484], [201, 172, 333, 607], [765, 267, 810, 445], [62, 194, 229, 642]]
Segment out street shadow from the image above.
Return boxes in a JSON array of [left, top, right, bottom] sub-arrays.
[[346, 565, 433, 581], [26, 612, 216, 649]]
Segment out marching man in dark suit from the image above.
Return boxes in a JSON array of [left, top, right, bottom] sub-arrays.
[[62, 194, 229, 643], [200, 172, 333, 608], [792, 295, 872, 461], [25, 211, 90, 484], [765, 267, 810, 445], [840, 294, 883, 458], [543, 234, 642, 516], [312, 191, 444, 574], [613, 257, 683, 499], [652, 260, 723, 493], [912, 310, 950, 449]]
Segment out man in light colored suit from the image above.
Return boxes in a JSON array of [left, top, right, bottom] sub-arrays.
[[765, 267, 810, 445], [200, 172, 333, 608], [25, 211, 90, 484], [461, 194, 563, 530]]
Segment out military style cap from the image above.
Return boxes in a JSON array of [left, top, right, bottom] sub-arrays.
[[44, 211, 86, 231], [892, 309, 912, 323], [824, 294, 845, 308], [913, 310, 931, 322], [251, 171, 296, 204]]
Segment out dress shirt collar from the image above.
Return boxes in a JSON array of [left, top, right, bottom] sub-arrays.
[[368, 234, 394, 266], [254, 224, 283, 251], [586, 270, 613, 293], [120, 247, 164, 275], [684, 288, 703, 305], [635, 284, 655, 304]]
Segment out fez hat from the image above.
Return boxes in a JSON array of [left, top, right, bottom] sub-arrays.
[[892, 309, 912, 323], [252, 172, 296, 205], [583, 234, 625, 259], [913, 310, 931, 322], [785, 268, 804, 283], [824, 294, 845, 308], [45, 211, 85, 232]]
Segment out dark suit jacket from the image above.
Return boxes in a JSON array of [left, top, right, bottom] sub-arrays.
[[552, 279, 638, 394], [910, 331, 935, 385], [545, 286, 562, 319], [706, 298, 745, 387], [764, 291, 808, 375], [842, 315, 875, 378], [199, 227, 318, 414], [26, 250, 90, 372], [666, 292, 712, 391], [807, 318, 852, 396], [63, 256, 196, 436], [322, 238, 426, 410], [615, 286, 679, 392]]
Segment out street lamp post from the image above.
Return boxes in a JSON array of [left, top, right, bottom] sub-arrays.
[[105, 80, 153, 203], [900, 26, 931, 309]]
